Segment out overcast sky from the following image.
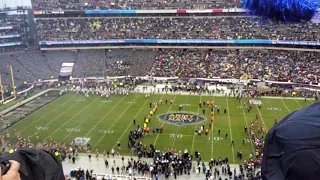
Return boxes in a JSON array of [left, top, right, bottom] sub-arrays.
[[0, 0, 31, 9]]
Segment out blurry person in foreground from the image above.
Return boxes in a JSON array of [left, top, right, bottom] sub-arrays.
[[0, 160, 20, 180]]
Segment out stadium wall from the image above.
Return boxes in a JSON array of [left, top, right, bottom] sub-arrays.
[[40, 45, 320, 52]]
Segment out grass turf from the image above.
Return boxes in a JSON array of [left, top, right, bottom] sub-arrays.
[[0, 92, 314, 164]]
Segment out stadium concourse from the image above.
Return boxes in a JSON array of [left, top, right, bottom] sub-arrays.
[[62, 154, 241, 180]]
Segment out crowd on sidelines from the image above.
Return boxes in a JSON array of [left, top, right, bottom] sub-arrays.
[[32, 0, 239, 11], [35, 17, 319, 41]]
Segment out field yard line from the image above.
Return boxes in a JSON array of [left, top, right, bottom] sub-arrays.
[[61, 98, 111, 141], [171, 94, 189, 148], [190, 95, 201, 156], [265, 99, 279, 126], [153, 95, 177, 146], [20, 94, 75, 132], [226, 97, 235, 164], [171, 127, 180, 148], [43, 96, 101, 140], [2, 92, 72, 134], [280, 99, 291, 112], [240, 100, 255, 154], [93, 95, 141, 149], [308, 99, 315, 104], [111, 96, 152, 149], [255, 103, 268, 131], [83, 95, 127, 137], [294, 99, 303, 108], [211, 95, 215, 159], [22, 94, 81, 134]]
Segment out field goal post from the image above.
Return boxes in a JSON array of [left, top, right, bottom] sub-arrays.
[[0, 65, 17, 105]]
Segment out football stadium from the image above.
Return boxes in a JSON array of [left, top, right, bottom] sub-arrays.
[[0, 0, 319, 179]]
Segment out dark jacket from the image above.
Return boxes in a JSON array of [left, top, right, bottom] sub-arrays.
[[0, 148, 64, 180], [262, 102, 320, 180]]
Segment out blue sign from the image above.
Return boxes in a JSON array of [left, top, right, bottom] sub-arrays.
[[0, 42, 22, 47], [0, 34, 21, 39], [85, 10, 136, 15]]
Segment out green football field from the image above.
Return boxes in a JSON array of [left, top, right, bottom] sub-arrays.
[[0, 91, 315, 164]]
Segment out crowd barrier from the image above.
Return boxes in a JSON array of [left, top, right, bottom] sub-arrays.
[[28, 76, 320, 89], [39, 39, 320, 46]]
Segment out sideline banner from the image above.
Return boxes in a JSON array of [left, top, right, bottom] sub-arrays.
[[39, 39, 320, 46]]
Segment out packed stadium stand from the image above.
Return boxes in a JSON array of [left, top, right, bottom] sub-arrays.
[[35, 17, 319, 41], [0, 13, 28, 54], [32, 0, 240, 10], [0, 2, 319, 180], [0, 49, 318, 88]]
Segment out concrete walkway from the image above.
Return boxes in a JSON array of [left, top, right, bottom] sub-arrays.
[[62, 153, 241, 180]]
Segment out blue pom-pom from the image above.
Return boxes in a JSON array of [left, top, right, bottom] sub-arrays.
[[241, 0, 319, 22]]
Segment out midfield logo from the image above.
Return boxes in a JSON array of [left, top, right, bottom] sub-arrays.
[[157, 112, 206, 126]]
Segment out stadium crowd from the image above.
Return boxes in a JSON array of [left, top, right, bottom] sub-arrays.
[[35, 17, 320, 41], [0, 14, 27, 54], [0, 49, 318, 89], [32, 0, 239, 11], [150, 49, 320, 84]]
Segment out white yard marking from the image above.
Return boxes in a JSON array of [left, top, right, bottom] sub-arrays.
[[255, 103, 268, 131], [226, 97, 235, 163], [43, 96, 101, 140], [190, 96, 201, 155], [294, 99, 303, 108], [61, 97, 111, 141], [3, 93, 74, 134], [308, 99, 315, 104], [27, 95, 86, 136], [171, 94, 190, 148], [280, 99, 291, 112], [94, 95, 141, 149], [153, 96, 177, 146], [111, 96, 152, 149], [84, 96, 128, 138], [240, 100, 255, 154], [265, 99, 279, 127], [211, 96, 215, 159]]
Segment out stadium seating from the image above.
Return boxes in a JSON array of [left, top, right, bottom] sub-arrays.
[[35, 17, 320, 41], [32, 0, 239, 10], [0, 49, 318, 88], [149, 49, 320, 84], [0, 14, 27, 54]]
